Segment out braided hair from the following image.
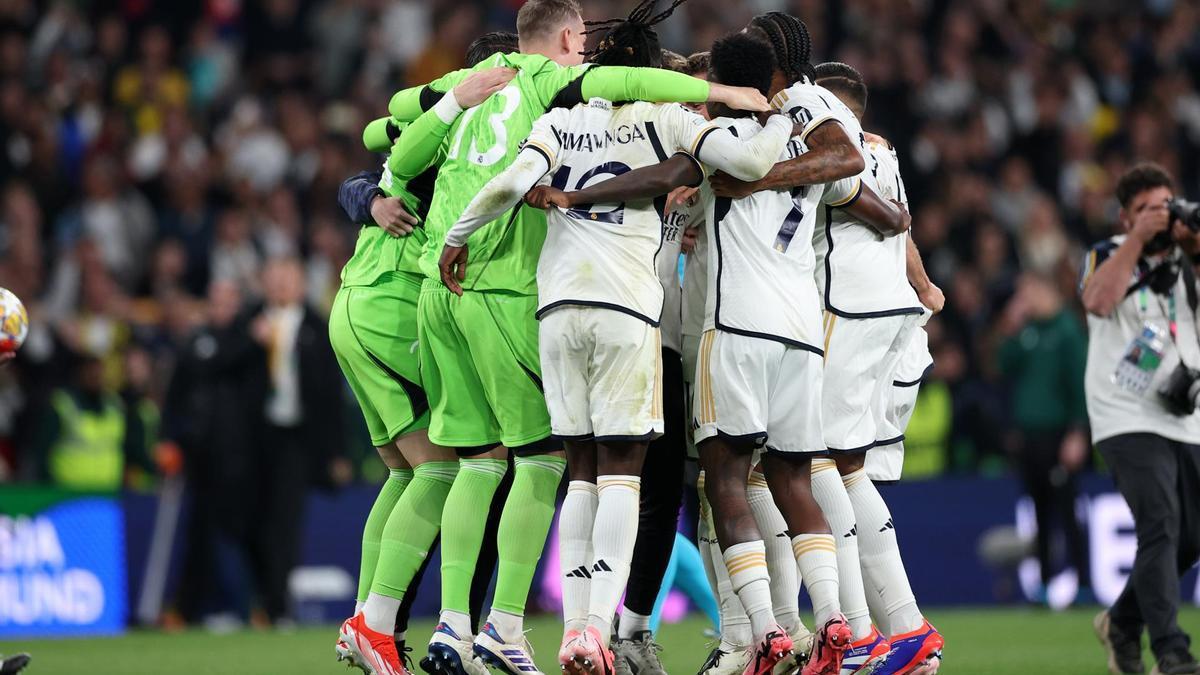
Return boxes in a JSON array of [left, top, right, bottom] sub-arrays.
[[583, 0, 691, 68], [748, 11, 816, 85]]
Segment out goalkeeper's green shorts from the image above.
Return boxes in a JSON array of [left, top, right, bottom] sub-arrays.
[[329, 272, 429, 446], [417, 280, 552, 450]]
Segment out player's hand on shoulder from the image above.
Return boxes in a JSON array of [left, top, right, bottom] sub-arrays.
[[370, 195, 418, 237], [438, 244, 469, 296], [525, 186, 572, 210], [709, 171, 759, 199], [454, 67, 517, 108]]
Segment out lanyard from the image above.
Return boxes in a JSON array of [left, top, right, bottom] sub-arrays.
[[1140, 287, 1178, 339]]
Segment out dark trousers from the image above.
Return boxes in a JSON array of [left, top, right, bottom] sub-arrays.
[[1100, 433, 1200, 658], [253, 423, 310, 622], [1015, 430, 1090, 587], [623, 349, 686, 616]]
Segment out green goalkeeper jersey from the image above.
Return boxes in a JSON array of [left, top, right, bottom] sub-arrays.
[[384, 52, 711, 294], [339, 128, 437, 287]]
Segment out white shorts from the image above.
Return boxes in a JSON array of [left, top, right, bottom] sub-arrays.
[[693, 329, 824, 455], [868, 324, 933, 482], [539, 307, 664, 441], [821, 312, 922, 453]]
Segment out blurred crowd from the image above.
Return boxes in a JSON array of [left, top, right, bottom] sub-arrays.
[[0, 0, 1197, 489]]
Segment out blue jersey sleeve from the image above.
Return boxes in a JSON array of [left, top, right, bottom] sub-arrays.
[[339, 171, 385, 225]]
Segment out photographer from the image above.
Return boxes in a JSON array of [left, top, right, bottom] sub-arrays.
[[1082, 163, 1200, 675]]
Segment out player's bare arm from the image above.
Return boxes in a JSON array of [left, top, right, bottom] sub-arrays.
[[710, 121, 865, 198], [1081, 194, 1169, 317], [527, 155, 703, 211], [906, 236, 944, 313], [843, 184, 909, 237]]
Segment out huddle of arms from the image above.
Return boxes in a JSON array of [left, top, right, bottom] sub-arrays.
[[528, 115, 908, 238], [435, 109, 799, 294], [370, 62, 770, 182]]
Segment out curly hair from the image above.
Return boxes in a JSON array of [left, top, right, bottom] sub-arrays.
[[709, 32, 776, 96]]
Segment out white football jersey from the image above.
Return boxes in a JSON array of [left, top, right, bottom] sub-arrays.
[[701, 116, 859, 351], [525, 99, 716, 325], [658, 197, 703, 354], [775, 82, 923, 318], [681, 212, 708, 340]]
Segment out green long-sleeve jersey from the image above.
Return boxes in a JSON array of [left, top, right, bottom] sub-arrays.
[[378, 52, 711, 294]]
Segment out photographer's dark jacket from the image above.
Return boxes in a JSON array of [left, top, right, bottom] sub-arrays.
[[1080, 235, 1200, 443]]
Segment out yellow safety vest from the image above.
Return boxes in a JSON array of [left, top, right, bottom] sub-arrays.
[[48, 390, 125, 491]]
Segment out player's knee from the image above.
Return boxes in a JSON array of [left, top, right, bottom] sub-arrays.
[[835, 452, 866, 475]]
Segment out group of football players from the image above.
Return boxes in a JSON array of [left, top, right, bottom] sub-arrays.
[[328, 2, 947, 675]]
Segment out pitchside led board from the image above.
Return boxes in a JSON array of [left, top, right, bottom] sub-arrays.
[[0, 487, 126, 638]]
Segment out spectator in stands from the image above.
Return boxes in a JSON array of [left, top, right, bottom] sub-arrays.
[[31, 353, 125, 491], [160, 279, 260, 625], [247, 256, 344, 624], [995, 271, 1090, 604]]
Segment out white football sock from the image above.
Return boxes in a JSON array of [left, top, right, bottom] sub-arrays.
[[355, 600, 365, 615], [747, 473, 802, 635], [587, 476, 641, 646], [560, 480, 598, 634], [618, 608, 651, 639], [710, 535, 752, 651], [811, 459, 872, 640], [363, 592, 401, 634], [722, 540, 775, 641], [439, 609, 472, 640], [487, 608, 523, 643], [792, 534, 840, 626], [844, 469, 923, 635]]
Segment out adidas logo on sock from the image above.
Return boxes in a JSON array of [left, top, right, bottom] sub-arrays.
[[592, 559, 613, 573], [879, 519, 894, 532], [843, 526, 857, 538], [566, 565, 592, 579]]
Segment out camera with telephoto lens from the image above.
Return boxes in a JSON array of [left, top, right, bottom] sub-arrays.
[[1158, 363, 1200, 416], [1169, 198, 1200, 232]]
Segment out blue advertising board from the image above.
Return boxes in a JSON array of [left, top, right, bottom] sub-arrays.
[[0, 489, 126, 637]]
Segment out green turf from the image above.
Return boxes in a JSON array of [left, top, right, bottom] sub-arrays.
[[4, 608, 1199, 674]]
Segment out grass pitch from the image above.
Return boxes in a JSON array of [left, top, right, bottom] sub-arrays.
[[5, 607, 1200, 674]]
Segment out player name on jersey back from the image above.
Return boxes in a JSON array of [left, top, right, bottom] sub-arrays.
[[529, 99, 712, 325], [775, 81, 922, 318], [701, 116, 857, 352]]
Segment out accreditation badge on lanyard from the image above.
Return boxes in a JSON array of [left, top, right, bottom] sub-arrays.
[[1112, 289, 1174, 396]]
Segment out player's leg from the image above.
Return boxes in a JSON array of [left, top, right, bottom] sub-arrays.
[[696, 330, 791, 675], [697, 471, 754, 675], [760, 346, 855, 675], [416, 282, 506, 675], [560, 311, 659, 674], [618, 347, 686, 651], [330, 281, 452, 673], [464, 291, 566, 671], [746, 465, 811, 661], [835, 316, 943, 675], [560, 441, 599, 642], [816, 315, 888, 648], [535, 308, 597, 644]]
